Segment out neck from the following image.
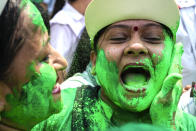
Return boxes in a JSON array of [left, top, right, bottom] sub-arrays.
[[100, 88, 152, 126], [70, 1, 85, 15]]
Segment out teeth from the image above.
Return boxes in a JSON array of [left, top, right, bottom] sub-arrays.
[[125, 86, 146, 93]]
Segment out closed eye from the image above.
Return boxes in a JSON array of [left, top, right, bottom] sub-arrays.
[[109, 35, 128, 43], [110, 37, 127, 41], [143, 36, 163, 44]]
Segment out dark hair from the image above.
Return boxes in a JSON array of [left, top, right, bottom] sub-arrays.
[[93, 25, 108, 52], [51, 0, 65, 18], [0, 0, 23, 80], [161, 24, 173, 41], [93, 23, 173, 52], [68, 0, 77, 3]]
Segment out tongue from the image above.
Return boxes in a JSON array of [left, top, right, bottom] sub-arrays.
[[124, 72, 146, 86]]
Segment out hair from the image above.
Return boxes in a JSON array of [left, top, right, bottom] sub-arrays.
[[93, 23, 173, 52], [51, 0, 65, 18], [0, 0, 48, 81], [0, 0, 23, 80], [68, 0, 77, 3]]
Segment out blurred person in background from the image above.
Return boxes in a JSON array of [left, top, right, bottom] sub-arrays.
[[176, 0, 196, 116], [50, 0, 91, 73]]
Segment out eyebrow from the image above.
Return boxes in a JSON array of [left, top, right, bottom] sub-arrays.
[[107, 23, 162, 31], [106, 24, 130, 31], [142, 23, 163, 29]]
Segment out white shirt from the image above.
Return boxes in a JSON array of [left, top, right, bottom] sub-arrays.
[[50, 2, 85, 72], [176, 0, 196, 87], [178, 89, 196, 116], [176, 0, 196, 116]]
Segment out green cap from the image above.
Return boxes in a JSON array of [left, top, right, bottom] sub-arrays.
[[0, 0, 8, 15], [85, 0, 180, 47]]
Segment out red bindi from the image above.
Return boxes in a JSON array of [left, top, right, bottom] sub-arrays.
[[133, 26, 138, 31]]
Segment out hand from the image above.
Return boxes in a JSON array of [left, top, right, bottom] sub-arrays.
[[150, 43, 183, 129], [183, 85, 191, 93]]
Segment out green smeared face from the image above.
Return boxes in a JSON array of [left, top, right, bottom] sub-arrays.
[[2, 63, 61, 129], [93, 20, 174, 111], [0, 0, 67, 129]]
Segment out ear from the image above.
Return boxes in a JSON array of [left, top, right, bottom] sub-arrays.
[[90, 50, 97, 67]]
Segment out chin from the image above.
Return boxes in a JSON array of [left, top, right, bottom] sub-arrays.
[[117, 95, 152, 112]]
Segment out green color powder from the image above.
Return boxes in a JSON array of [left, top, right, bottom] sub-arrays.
[[2, 63, 62, 130], [95, 32, 175, 112], [20, 0, 47, 33], [124, 73, 146, 87], [149, 43, 183, 128]]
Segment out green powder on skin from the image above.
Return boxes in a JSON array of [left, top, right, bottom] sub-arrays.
[[2, 63, 62, 130], [124, 73, 146, 87], [20, 0, 47, 33], [95, 32, 175, 112]]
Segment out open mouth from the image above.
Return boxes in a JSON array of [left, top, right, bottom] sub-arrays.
[[120, 65, 150, 92]]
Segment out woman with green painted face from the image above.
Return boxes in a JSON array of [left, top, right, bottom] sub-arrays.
[[32, 0, 196, 130], [0, 0, 67, 130]]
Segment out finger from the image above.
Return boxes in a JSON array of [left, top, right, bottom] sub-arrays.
[[157, 74, 182, 105], [168, 43, 183, 75], [161, 73, 182, 97], [173, 80, 183, 106]]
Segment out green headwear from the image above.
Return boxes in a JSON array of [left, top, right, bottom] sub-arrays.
[[85, 0, 180, 48]]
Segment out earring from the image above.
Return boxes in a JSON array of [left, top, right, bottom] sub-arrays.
[[91, 66, 96, 75]]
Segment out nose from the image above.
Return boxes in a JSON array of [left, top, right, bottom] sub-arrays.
[[48, 45, 67, 71], [124, 43, 148, 56]]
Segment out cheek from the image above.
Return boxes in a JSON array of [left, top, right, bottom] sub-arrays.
[[104, 46, 124, 63], [8, 62, 28, 88], [149, 44, 165, 64]]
